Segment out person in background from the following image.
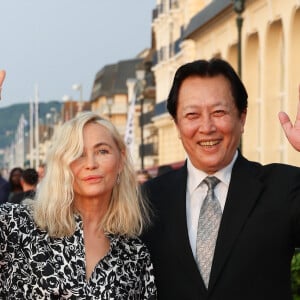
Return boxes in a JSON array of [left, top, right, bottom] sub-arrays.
[[142, 58, 300, 300], [7, 167, 23, 202], [0, 72, 10, 204], [0, 112, 156, 299], [9, 168, 38, 204], [37, 163, 46, 182], [136, 169, 152, 185], [0, 171, 9, 204]]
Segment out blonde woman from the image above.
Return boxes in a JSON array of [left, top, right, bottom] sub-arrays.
[[0, 112, 156, 299]]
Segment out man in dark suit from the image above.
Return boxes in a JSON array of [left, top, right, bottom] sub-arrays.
[[142, 58, 300, 299]]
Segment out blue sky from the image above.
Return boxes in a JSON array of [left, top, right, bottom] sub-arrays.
[[0, 1, 155, 108]]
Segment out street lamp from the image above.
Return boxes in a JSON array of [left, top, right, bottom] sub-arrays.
[[72, 83, 83, 112], [233, 0, 245, 152], [62, 95, 72, 120], [135, 67, 146, 171], [46, 113, 52, 139], [72, 83, 83, 101], [233, 0, 246, 78]]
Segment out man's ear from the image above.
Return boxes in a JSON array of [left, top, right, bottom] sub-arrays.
[[240, 109, 247, 133]]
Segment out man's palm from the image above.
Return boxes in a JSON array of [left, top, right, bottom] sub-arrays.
[[0, 70, 6, 87], [278, 85, 300, 151], [0, 70, 6, 100]]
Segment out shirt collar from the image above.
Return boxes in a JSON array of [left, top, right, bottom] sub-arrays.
[[187, 150, 238, 193]]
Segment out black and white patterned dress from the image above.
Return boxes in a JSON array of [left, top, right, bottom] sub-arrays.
[[0, 203, 157, 299]]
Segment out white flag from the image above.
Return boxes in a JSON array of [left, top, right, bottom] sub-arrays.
[[125, 79, 137, 156]]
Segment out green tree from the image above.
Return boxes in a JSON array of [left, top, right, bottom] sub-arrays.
[[292, 249, 300, 299]]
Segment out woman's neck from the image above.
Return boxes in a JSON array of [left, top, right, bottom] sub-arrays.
[[74, 196, 109, 224]]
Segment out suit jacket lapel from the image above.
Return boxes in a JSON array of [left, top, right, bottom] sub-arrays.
[[170, 164, 208, 292], [208, 154, 264, 291]]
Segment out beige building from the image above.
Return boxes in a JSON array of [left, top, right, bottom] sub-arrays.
[[90, 51, 157, 171], [151, 0, 300, 168]]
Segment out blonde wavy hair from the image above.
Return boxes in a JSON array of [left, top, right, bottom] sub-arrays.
[[33, 111, 150, 238]]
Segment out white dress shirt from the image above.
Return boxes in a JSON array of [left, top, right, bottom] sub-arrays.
[[186, 151, 238, 259]]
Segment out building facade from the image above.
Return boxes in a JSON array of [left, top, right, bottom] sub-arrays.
[[90, 51, 157, 171], [151, 0, 300, 167]]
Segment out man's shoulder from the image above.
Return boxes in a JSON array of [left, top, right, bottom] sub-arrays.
[[9, 192, 25, 204], [261, 163, 300, 182], [256, 161, 300, 176], [236, 156, 300, 186], [145, 166, 186, 188], [235, 154, 300, 174], [141, 167, 188, 207]]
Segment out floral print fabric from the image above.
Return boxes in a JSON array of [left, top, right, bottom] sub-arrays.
[[0, 203, 157, 299]]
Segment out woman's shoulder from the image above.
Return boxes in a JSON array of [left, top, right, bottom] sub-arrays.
[[0, 202, 34, 225], [0, 202, 38, 250]]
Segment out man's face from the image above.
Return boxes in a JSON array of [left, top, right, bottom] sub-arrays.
[[175, 75, 246, 174]]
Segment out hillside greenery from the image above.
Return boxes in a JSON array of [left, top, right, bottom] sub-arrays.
[[0, 101, 62, 149]]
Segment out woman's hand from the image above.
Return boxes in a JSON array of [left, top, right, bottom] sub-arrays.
[[0, 70, 6, 100]]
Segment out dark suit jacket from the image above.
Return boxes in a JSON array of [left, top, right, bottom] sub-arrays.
[[0, 176, 9, 204], [141, 153, 300, 300], [9, 190, 36, 204]]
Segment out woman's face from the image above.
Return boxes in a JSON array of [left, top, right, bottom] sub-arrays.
[[70, 122, 123, 203], [11, 169, 23, 186]]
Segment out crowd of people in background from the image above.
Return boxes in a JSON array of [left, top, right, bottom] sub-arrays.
[[0, 162, 166, 205], [0, 158, 174, 204], [0, 165, 44, 205], [9, 168, 38, 204]]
